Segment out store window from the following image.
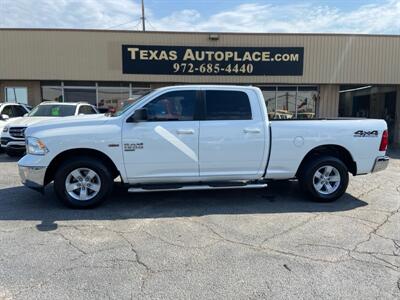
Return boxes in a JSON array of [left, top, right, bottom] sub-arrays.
[[42, 86, 63, 102], [5, 87, 28, 104], [297, 86, 318, 119], [261, 87, 276, 120], [259, 86, 318, 119], [98, 87, 130, 113], [64, 88, 96, 106], [40, 82, 150, 113], [276, 86, 296, 119]]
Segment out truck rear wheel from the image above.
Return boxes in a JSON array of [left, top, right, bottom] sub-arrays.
[[54, 157, 113, 208], [298, 156, 349, 202]]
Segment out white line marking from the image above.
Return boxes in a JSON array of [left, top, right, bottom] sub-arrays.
[[154, 125, 198, 162]]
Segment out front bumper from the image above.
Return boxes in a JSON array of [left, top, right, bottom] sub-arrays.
[[371, 156, 389, 173], [19, 165, 47, 191], [1, 137, 25, 151]]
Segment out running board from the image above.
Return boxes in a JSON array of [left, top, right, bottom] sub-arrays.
[[128, 183, 268, 193]]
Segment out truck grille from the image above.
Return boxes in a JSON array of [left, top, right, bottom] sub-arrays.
[[9, 127, 26, 139]]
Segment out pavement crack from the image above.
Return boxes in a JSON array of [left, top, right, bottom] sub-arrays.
[[353, 204, 400, 256], [142, 229, 221, 249], [49, 231, 87, 255], [259, 214, 320, 246]]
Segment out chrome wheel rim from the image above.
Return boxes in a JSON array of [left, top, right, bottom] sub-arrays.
[[313, 165, 341, 195], [65, 168, 101, 201]]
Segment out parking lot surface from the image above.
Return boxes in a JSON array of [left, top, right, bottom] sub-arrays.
[[0, 151, 399, 299]]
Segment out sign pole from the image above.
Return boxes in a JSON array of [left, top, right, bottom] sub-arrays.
[[141, 0, 146, 31]]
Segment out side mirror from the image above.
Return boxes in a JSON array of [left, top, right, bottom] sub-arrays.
[[0, 114, 10, 121], [127, 108, 148, 123]]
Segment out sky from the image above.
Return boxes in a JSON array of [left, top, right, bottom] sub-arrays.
[[0, 0, 400, 34]]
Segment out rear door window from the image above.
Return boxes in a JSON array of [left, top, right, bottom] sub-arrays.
[[78, 105, 97, 115], [12, 105, 28, 117], [1, 105, 15, 117], [204, 90, 252, 120]]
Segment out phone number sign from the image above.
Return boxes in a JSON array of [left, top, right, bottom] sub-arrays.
[[122, 45, 304, 76]]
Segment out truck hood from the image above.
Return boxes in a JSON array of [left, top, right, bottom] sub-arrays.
[[0, 118, 17, 130], [7, 116, 55, 127], [25, 114, 110, 137]]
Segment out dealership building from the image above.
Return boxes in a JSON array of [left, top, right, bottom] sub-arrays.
[[0, 29, 399, 146]]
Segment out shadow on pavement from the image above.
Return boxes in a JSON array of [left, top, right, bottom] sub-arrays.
[[0, 153, 20, 163], [0, 180, 367, 231], [387, 148, 400, 159]]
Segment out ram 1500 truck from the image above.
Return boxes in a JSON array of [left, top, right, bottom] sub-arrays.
[[18, 85, 389, 208]]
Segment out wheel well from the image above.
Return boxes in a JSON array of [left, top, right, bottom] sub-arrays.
[[44, 148, 120, 185], [296, 145, 357, 177]]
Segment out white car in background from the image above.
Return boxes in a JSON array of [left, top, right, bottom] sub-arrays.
[[1, 102, 99, 156], [0, 102, 31, 134]]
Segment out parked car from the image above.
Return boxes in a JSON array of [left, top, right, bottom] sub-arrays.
[[0, 103, 31, 149], [1, 101, 98, 157], [18, 85, 389, 208]]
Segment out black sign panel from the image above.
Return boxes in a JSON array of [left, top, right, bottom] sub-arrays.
[[122, 45, 304, 76]]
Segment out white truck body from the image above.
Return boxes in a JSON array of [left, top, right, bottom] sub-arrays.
[[17, 85, 389, 207]]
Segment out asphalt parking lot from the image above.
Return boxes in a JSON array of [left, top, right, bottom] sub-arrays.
[[0, 152, 399, 299]]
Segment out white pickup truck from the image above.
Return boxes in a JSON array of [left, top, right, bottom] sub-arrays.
[[18, 85, 389, 208]]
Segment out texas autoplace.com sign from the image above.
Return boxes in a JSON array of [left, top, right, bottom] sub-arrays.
[[122, 45, 304, 76]]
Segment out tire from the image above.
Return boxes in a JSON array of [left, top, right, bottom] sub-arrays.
[[298, 155, 349, 202], [54, 157, 113, 208]]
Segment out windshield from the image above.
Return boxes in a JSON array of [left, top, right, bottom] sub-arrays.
[[28, 104, 76, 117], [112, 90, 155, 117]]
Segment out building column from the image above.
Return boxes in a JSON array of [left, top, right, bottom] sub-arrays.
[[394, 86, 400, 148], [318, 84, 340, 118], [0, 82, 4, 102]]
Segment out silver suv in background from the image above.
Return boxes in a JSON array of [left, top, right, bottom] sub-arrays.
[[1, 102, 99, 157]]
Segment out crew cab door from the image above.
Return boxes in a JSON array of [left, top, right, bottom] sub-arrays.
[[122, 90, 200, 182], [199, 89, 267, 178]]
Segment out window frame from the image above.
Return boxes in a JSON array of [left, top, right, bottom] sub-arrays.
[[202, 90, 253, 121]]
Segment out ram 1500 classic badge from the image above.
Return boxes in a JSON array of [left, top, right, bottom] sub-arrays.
[[124, 143, 144, 151]]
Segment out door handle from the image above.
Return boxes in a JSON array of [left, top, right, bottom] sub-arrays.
[[176, 129, 195, 134], [243, 128, 261, 134]]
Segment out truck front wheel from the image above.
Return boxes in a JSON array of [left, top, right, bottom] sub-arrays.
[[54, 157, 113, 208], [298, 156, 349, 202]]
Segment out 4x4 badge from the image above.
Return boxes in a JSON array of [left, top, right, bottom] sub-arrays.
[[354, 130, 378, 137]]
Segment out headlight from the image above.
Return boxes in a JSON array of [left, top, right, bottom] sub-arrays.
[[26, 137, 49, 155], [2, 126, 9, 133]]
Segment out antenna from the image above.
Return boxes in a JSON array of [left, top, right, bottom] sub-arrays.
[[141, 0, 146, 31]]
